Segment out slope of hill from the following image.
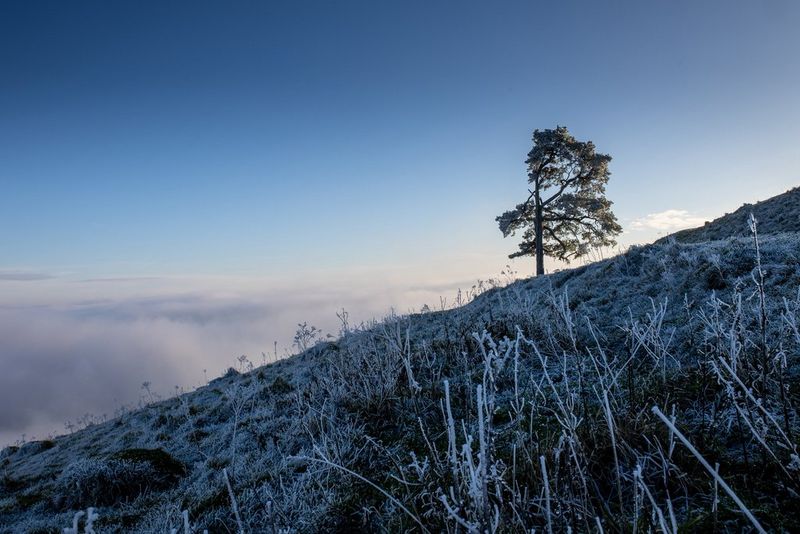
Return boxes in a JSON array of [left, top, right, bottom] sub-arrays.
[[3, 191, 800, 532], [665, 186, 800, 243]]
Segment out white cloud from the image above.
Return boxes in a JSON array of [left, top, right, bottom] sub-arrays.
[[630, 209, 708, 232], [0, 268, 501, 445]]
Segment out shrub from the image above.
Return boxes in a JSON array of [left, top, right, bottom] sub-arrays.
[[270, 376, 294, 395], [38, 440, 56, 451], [109, 448, 186, 479], [56, 458, 154, 509], [56, 449, 185, 509]]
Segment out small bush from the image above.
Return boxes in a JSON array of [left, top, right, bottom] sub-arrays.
[[56, 449, 185, 509], [0, 445, 19, 458], [704, 266, 727, 290], [1, 474, 25, 492], [15, 493, 46, 508], [109, 448, 186, 479], [270, 376, 294, 394], [57, 458, 154, 509], [223, 367, 240, 378]]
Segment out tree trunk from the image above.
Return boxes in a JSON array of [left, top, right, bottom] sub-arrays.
[[534, 181, 544, 276]]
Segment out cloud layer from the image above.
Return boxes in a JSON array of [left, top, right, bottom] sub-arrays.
[[630, 209, 707, 232], [0, 271, 54, 281], [0, 275, 471, 445]]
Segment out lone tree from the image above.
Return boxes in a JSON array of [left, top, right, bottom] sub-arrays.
[[497, 126, 622, 275]]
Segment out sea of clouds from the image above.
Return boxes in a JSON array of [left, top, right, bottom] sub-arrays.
[[0, 273, 474, 445]]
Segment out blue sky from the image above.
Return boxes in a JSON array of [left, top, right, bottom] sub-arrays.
[[2, 0, 798, 278], [0, 1, 798, 442]]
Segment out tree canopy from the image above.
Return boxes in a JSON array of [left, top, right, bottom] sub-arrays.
[[497, 126, 622, 275]]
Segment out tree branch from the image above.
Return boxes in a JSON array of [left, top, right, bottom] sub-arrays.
[[541, 171, 587, 207], [544, 226, 568, 254]]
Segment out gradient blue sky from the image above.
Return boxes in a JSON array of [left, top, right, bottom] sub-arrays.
[[0, 1, 799, 442], [2, 0, 798, 279]]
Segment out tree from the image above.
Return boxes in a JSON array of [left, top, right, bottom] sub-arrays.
[[497, 126, 622, 275]]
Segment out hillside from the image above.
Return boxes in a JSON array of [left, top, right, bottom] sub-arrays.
[[665, 186, 800, 243], [3, 192, 800, 532]]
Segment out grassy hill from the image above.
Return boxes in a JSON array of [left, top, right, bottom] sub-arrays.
[[3, 190, 800, 532], [664, 186, 800, 243]]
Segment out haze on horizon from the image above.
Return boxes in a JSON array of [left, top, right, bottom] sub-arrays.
[[1, 0, 798, 444]]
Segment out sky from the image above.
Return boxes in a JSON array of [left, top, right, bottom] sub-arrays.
[[1, 0, 799, 444]]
